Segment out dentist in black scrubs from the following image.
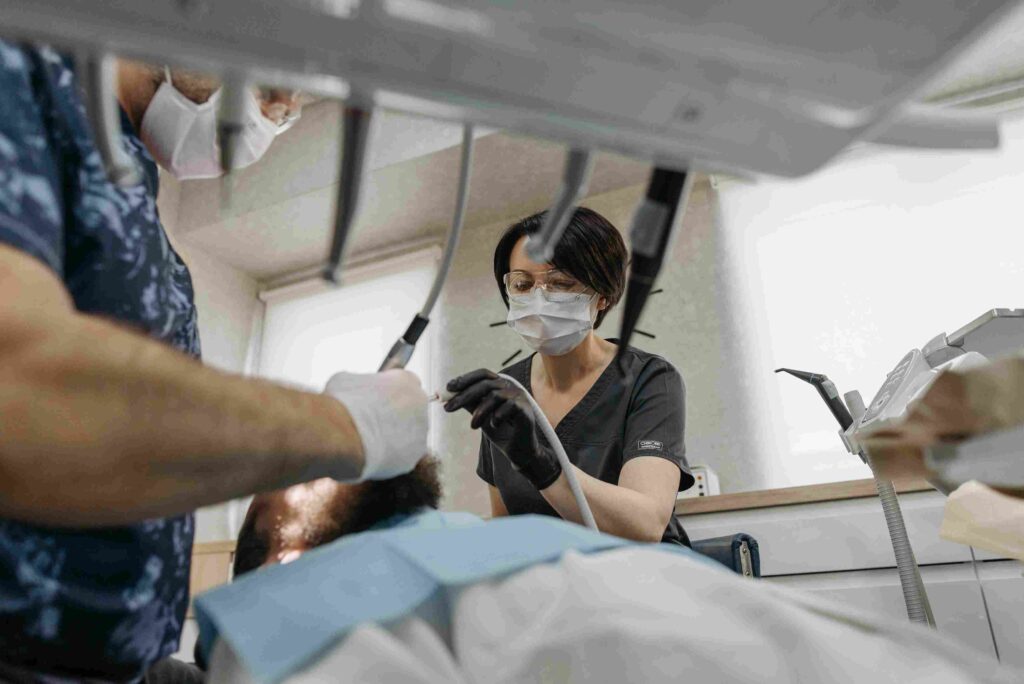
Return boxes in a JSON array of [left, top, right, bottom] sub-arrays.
[[445, 207, 693, 545]]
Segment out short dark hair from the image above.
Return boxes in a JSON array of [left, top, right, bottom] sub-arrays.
[[493, 207, 627, 329], [232, 458, 443, 577]]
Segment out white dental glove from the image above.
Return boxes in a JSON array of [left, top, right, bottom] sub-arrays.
[[324, 370, 428, 481]]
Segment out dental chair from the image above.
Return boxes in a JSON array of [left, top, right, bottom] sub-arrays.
[[691, 533, 761, 578]]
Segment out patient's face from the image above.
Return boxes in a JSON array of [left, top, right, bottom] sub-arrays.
[[241, 478, 361, 568]]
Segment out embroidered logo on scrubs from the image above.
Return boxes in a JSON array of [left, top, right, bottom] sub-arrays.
[[638, 440, 663, 451]]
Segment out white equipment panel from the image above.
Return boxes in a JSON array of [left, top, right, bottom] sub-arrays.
[[0, 0, 1016, 177]]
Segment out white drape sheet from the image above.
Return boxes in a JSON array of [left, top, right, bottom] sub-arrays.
[[210, 547, 1018, 683]]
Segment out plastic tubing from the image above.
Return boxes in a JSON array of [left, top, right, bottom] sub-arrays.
[[377, 124, 474, 372], [323, 106, 375, 284], [498, 373, 598, 532], [866, 454, 936, 626], [420, 124, 473, 318], [76, 52, 140, 186]]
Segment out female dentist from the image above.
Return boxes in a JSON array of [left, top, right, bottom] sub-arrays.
[[444, 207, 694, 544]]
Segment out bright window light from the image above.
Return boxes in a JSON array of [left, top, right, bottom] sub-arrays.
[[716, 118, 1024, 488], [257, 249, 441, 463], [258, 250, 439, 394]]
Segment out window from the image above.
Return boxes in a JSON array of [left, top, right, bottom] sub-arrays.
[[257, 248, 440, 445], [716, 119, 1024, 488]]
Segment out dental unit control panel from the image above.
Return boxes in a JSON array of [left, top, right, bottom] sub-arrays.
[[845, 310, 1024, 446], [844, 309, 1024, 490]]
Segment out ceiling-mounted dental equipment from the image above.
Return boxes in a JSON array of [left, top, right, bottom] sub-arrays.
[[323, 106, 376, 285], [4, 1, 1016, 180], [217, 71, 251, 176], [614, 168, 692, 377], [75, 52, 140, 187], [379, 124, 475, 371], [525, 148, 594, 264]]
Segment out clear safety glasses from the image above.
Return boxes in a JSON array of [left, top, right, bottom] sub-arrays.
[[504, 269, 592, 302]]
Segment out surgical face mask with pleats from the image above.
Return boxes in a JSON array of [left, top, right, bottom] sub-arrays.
[[507, 289, 598, 356], [140, 67, 285, 180]]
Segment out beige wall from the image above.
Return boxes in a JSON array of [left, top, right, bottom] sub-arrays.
[[158, 173, 262, 541], [433, 178, 771, 515]]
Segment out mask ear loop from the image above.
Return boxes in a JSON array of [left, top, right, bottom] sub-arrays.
[[156, 65, 206, 171]]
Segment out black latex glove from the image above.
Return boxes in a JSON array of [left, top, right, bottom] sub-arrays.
[[443, 369, 562, 490]]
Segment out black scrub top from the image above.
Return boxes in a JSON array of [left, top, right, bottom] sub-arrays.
[[477, 343, 694, 546]]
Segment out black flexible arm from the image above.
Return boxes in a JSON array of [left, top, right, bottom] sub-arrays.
[[323, 107, 374, 284], [614, 168, 691, 377], [774, 368, 854, 430]]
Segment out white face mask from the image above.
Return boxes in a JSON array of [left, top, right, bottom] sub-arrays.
[[507, 290, 598, 356], [140, 68, 289, 180]]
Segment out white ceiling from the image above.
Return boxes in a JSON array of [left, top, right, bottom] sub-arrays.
[[173, 5, 1024, 281], [174, 113, 648, 279]]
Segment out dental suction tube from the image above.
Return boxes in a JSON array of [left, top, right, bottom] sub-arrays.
[[525, 148, 594, 263], [323, 106, 376, 284], [614, 168, 692, 376], [76, 52, 140, 187], [499, 373, 598, 532], [379, 124, 475, 371]]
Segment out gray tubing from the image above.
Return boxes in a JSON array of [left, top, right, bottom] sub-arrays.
[[420, 124, 473, 318], [77, 52, 140, 187], [868, 455, 936, 626], [498, 373, 598, 532]]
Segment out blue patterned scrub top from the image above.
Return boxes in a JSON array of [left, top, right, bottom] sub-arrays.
[[0, 42, 200, 679]]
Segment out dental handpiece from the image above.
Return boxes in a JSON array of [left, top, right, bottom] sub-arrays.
[[428, 388, 456, 403]]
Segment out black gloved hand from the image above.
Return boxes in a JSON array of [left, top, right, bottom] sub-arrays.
[[443, 369, 562, 490]]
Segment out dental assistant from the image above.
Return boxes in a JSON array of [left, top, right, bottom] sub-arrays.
[[445, 208, 693, 545], [0, 44, 427, 681]]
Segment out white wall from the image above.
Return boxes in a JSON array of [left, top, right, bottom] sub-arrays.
[[158, 173, 263, 541]]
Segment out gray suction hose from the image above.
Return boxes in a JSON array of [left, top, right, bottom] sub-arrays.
[[420, 125, 473, 319], [846, 391, 936, 626], [498, 373, 598, 532], [378, 124, 473, 372], [868, 458, 936, 626]]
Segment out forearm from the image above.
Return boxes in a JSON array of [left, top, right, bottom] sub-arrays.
[[539, 467, 668, 542], [0, 311, 362, 526]]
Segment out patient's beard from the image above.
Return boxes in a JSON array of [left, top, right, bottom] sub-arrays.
[[247, 457, 443, 574], [339, 456, 443, 536]]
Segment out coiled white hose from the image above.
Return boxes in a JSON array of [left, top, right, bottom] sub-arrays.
[[498, 373, 598, 532]]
